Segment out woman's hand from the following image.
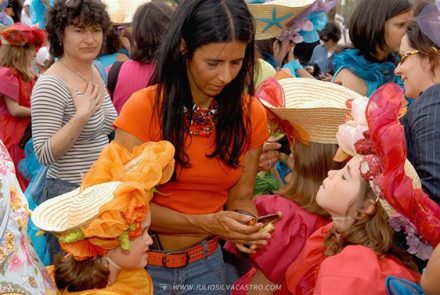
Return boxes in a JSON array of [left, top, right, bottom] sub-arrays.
[[203, 211, 271, 254], [259, 141, 281, 171], [70, 82, 103, 120]]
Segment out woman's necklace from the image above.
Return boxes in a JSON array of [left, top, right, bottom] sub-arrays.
[[183, 100, 218, 137], [59, 60, 94, 83]]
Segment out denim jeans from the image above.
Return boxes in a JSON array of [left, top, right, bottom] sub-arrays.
[[147, 243, 227, 295], [40, 178, 79, 264]]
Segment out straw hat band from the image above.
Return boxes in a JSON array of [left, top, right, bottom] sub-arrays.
[[271, 107, 346, 144], [248, 0, 315, 40], [32, 181, 121, 233]]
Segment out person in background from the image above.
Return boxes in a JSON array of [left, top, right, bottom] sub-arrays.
[[4, 0, 22, 22], [35, 45, 51, 74], [0, 23, 46, 190], [395, 1, 440, 202], [21, 0, 32, 25], [0, 139, 56, 294], [249, 0, 332, 78], [31, 0, 117, 262], [114, 0, 271, 292], [108, 1, 174, 113], [96, 25, 130, 68], [30, 0, 53, 29], [331, 0, 413, 97], [309, 21, 341, 78]]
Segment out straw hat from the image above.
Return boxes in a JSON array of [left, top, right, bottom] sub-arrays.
[[32, 181, 121, 233], [259, 78, 365, 144], [247, 0, 316, 40], [102, 0, 151, 24]]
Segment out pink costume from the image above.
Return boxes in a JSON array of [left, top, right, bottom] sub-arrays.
[[0, 66, 34, 190], [108, 60, 155, 113], [225, 195, 328, 294], [283, 223, 420, 295]]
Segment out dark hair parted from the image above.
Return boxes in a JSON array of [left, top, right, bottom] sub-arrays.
[[278, 142, 344, 217], [53, 253, 109, 292], [149, 0, 255, 168], [349, 0, 412, 61], [324, 178, 418, 271], [319, 21, 341, 43], [131, 1, 174, 63], [46, 0, 111, 58]]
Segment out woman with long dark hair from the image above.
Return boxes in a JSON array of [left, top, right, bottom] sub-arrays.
[[114, 0, 270, 292]]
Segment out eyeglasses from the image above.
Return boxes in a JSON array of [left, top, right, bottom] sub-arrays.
[[398, 50, 419, 64]]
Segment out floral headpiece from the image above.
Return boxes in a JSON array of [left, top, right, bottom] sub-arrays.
[[32, 141, 175, 261], [336, 83, 440, 260], [0, 23, 47, 49]]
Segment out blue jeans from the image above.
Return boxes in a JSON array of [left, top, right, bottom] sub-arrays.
[[147, 243, 227, 295], [41, 178, 79, 264]]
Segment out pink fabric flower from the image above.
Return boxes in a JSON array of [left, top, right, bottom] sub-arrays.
[[8, 254, 23, 272]]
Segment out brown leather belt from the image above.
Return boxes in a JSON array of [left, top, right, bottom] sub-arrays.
[[148, 236, 219, 268]]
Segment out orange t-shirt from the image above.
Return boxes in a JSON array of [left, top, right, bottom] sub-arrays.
[[114, 85, 269, 214]]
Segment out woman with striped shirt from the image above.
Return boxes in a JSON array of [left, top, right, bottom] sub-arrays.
[[30, 0, 117, 262]]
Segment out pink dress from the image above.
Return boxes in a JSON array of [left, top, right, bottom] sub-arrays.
[[108, 60, 155, 113], [284, 223, 420, 295], [0, 67, 34, 190], [225, 195, 329, 294]]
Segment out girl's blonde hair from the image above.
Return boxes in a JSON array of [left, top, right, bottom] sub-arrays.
[[278, 142, 345, 217], [0, 45, 35, 81], [323, 178, 418, 271]]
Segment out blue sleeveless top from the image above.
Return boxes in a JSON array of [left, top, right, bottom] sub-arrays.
[[331, 49, 403, 97]]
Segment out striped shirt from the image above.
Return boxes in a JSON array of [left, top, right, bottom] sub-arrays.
[[31, 74, 117, 184]]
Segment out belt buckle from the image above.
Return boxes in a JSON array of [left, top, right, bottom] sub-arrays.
[[162, 251, 190, 269]]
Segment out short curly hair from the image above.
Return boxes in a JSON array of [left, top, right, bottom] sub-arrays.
[[46, 0, 111, 58]]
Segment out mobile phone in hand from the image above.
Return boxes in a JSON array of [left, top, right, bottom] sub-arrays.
[[257, 212, 282, 225]]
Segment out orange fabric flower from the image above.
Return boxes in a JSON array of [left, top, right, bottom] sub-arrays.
[[61, 141, 175, 260]]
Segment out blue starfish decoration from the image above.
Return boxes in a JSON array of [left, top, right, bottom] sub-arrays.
[[256, 7, 293, 33]]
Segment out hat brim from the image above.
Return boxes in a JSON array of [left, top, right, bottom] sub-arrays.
[[260, 78, 365, 144], [248, 0, 316, 40], [32, 181, 121, 233], [102, 0, 151, 24]]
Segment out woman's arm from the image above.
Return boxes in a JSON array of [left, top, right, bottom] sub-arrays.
[[333, 68, 368, 96], [421, 243, 440, 294], [4, 96, 31, 117], [227, 146, 263, 215]]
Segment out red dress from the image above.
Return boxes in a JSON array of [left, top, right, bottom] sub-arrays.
[[0, 66, 34, 190], [283, 223, 420, 295]]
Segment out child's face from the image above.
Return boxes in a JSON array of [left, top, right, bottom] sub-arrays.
[[109, 212, 153, 269], [316, 156, 363, 218]]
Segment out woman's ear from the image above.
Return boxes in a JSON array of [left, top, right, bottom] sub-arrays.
[[363, 198, 377, 216], [179, 39, 188, 55]]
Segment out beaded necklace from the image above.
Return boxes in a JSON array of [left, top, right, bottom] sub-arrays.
[[183, 100, 218, 137]]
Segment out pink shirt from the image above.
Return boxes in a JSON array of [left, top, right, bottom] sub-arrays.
[[109, 60, 155, 113]]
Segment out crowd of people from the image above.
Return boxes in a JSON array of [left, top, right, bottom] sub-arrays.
[[0, 0, 440, 294]]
